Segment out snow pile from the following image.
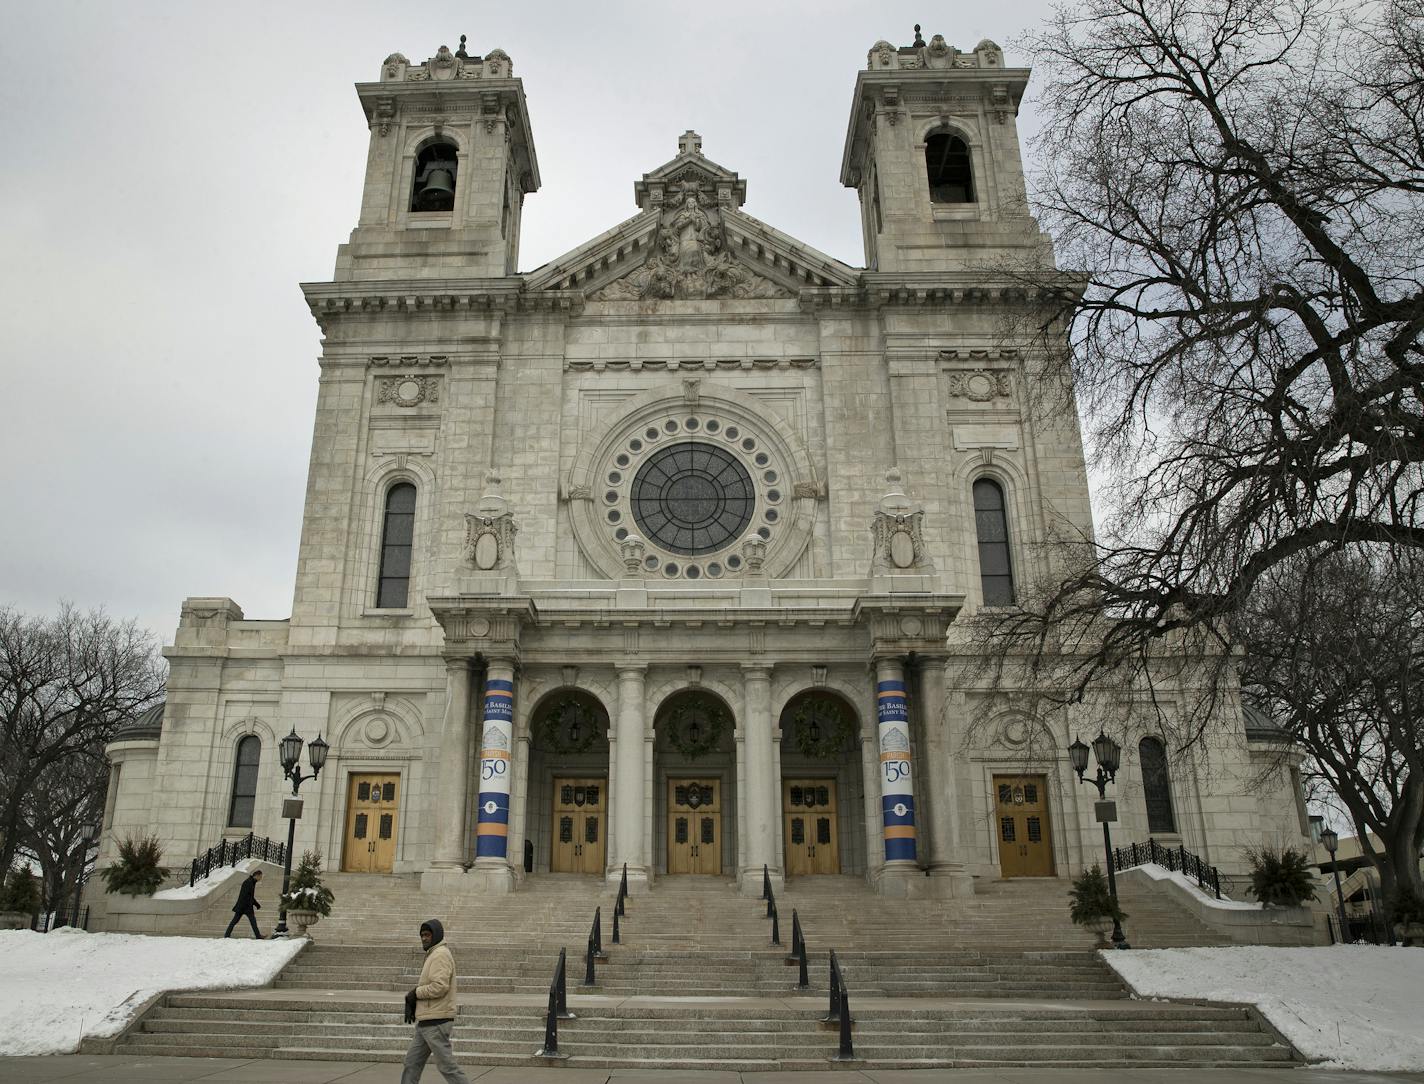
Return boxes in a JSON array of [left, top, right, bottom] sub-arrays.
[[1104, 945, 1424, 1070], [153, 858, 262, 900], [0, 927, 304, 1055], [1131, 862, 1262, 910]]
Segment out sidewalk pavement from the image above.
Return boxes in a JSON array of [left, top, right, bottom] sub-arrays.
[[2, 1059, 1423, 1084]]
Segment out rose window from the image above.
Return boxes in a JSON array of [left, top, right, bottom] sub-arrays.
[[631, 443, 754, 556]]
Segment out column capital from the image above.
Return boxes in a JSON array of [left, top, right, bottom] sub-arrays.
[[441, 654, 474, 672], [740, 662, 773, 679], [616, 662, 648, 678]]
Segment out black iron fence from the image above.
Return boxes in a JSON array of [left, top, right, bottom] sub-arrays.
[[32, 906, 90, 932], [1112, 838, 1222, 899], [189, 833, 287, 887]]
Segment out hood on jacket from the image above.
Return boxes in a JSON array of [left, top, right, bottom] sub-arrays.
[[419, 918, 445, 949]]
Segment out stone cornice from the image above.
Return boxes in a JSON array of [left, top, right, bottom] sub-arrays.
[[302, 279, 584, 331]]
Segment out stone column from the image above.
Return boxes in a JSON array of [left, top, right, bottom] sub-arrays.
[[874, 656, 920, 895], [613, 664, 649, 890], [471, 658, 516, 892], [431, 657, 473, 870], [917, 656, 973, 897], [741, 664, 780, 894]]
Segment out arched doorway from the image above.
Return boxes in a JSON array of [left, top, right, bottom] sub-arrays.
[[778, 690, 866, 877], [654, 690, 737, 876], [526, 690, 611, 875]]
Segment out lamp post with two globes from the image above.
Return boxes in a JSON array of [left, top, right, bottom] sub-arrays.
[[273, 727, 329, 937], [1069, 729, 1130, 949]]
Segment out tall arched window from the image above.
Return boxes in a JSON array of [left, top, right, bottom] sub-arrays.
[[926, 133, 975, 203], [1139, 737, 1176, 833], [377, 483, 417, 608], [228, 736, 261, 828], [973, 479, 1014, 606], [410, 141, 458, 212]]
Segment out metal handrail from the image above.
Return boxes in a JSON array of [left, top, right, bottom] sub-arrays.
[[787, 909, 809, 989], [1112, 838, 1223, 899], [535, 947, 573, 1058], [188, 832, 287, 887], [824, 949, 854, 1060], [762, 867, 782, 946], [582, 906, 606, 987]]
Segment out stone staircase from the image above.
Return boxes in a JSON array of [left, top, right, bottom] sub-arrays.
[[109, 871, 1298, 1069]]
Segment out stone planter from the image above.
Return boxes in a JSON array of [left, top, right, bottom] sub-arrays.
[[1083, 915, 1114, 945], [0, 911, 30, 931], [287, 909, 320, 937]]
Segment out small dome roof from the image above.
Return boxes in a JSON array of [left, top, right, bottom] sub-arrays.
[[112, 701, 164, 743]]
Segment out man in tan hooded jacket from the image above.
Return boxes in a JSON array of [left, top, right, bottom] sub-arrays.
[[401, 919, 469, 1083]]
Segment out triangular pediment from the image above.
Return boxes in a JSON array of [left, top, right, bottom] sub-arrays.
[[523, 132, 861, 300]]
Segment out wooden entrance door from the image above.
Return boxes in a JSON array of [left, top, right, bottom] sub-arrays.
[[550, 777, 606, 874], [994, 774, 1054, 877], [341, 773, 399, 873], [783, 779, 840, 875], [667, 778, 721, 874]]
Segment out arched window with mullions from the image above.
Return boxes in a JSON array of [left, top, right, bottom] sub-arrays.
[[377, 482, 417, 608], [228, 736, 261, 828], [1139, 737, 1177, 833], [926, 132, 975, 203], [973, 479, 1014, 606]]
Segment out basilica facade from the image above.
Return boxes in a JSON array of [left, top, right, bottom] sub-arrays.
[[101, 32, 1310, 901]]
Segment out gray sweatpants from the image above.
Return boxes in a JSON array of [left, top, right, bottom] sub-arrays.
[[400, 1021, 470, 1084]]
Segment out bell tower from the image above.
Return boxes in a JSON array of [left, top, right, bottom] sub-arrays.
[[840, 28, 1050, 271], [337, 37, 540, 280]]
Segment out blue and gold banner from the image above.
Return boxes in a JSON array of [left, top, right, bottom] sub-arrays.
[[474, 678, 514, 859], [876, 678, 917, 862]]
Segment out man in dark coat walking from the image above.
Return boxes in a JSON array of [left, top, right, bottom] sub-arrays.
[[224, 868, 266, 938]]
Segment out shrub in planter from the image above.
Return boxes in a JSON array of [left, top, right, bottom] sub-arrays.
[[279, 850, 334, 917], [1069, 863, 1127, 927], [100, 835, 169, 897], [1243, 843, 1316, 907], [0, 868, 41, 914]]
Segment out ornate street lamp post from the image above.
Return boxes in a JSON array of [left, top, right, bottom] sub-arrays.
[[1320, 828, 1350, 943], [1069, 729, 1130, 949], [273, 727, 329, 937]]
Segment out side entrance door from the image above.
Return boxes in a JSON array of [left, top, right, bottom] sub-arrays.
[[550, 777, 606, 874], [783, 779, 840, 875], [994, 774, 1054, 877], [341, 773, 400, 873], [667, 778, 721, 874]]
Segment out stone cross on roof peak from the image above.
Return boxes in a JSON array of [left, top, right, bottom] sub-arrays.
[[678, 130, 703, 156]]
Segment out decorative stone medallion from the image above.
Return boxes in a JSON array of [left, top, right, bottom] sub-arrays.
[[377, 375, 440, 407]]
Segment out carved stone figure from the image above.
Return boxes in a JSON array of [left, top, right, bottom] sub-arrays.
[[871, 467, 934, 573], [592, 179, 790, 302], [464, 469, 517, 571]]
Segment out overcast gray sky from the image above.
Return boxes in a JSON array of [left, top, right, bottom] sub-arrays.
[[0, 1, 1059, 646]]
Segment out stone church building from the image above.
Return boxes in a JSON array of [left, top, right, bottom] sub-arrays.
[[101, 32, 1310, 903]]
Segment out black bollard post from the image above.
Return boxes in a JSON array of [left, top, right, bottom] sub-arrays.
[[770, 902, 781, 946]]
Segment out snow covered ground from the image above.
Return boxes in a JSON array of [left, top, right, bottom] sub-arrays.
[[1105, 944, 1424, 1071], [0, 926, 304, 1055]]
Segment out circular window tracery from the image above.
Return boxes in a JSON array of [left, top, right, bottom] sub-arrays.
[[631, 442, 755, 556]]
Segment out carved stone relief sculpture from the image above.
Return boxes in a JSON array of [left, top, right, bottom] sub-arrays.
[[592, 180, 790, 302], [871, 467, 934, 573], [464, 470, 518, 571]]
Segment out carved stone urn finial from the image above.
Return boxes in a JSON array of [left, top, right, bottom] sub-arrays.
[[619, 534, 646, 575]]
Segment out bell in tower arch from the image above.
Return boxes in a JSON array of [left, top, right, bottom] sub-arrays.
[[411, 141, 458, 212]]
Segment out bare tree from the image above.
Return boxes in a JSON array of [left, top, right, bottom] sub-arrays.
[[1238, 549, 1423, 897], [987, 0, 1424, 712], [19, 746, 109, 918], [0, 605, 164, 878]]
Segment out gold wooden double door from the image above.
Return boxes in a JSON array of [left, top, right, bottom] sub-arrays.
[[551, 777, 606, 874], [341, 773, 399, 873], [783, 778, 841, 875], [995, 774, 1055, 877], [667, 778, 722, 874]]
